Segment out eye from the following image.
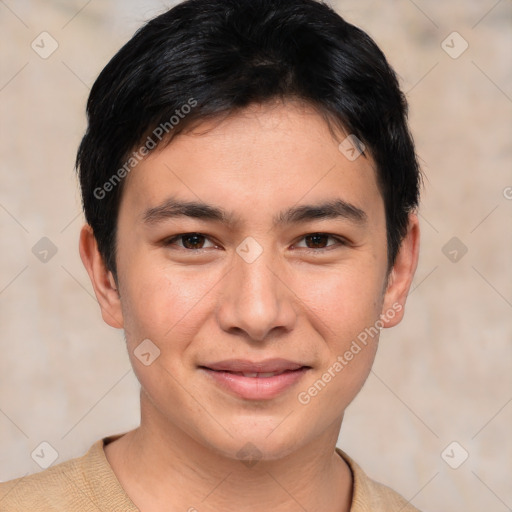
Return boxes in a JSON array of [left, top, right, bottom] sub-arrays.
[[164, 233, 217, 250], [163, 232, 347, 252], [294, 233, 347, 251]]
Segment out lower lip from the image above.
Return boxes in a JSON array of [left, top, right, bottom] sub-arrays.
[[200, 367, 310, 400]]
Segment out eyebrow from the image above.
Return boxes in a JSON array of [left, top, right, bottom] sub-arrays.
[[142, 196, 367, 227]]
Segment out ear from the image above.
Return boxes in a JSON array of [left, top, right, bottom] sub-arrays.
[[79, 224, 124, 329], [380, 213, 420, 328]]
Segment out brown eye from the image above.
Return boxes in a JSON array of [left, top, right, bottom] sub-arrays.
[[165, 233, 216, 250], [182, 234, 206, 249], [295, 233, 344, 250], [305, 234, 330, 248]]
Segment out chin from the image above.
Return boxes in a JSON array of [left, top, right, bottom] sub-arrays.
[[204, 420, 306, 463]]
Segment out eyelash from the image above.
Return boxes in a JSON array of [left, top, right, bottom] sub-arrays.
[[163, 233, 348, 253]]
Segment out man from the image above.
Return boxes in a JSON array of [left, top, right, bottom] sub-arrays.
[[0, 0, 422, 510]]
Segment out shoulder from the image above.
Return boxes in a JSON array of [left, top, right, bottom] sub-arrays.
[[336, 448, 422, 512], [0, 450, 87, 511], [0, 435, 137, 512]]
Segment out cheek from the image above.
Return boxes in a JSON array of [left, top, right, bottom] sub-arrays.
[[296, 264, 385, 342], [118, 258, 218, 350], [118, 265, 205, 397], [292, 265, 383, 406]]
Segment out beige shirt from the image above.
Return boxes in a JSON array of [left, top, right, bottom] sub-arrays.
[[0, 433, 421, 511]]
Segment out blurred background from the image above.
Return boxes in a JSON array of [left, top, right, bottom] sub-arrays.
[[0, 0, 511, 510]]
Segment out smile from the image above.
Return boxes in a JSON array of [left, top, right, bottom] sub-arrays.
[[199, 360, 311, 400]]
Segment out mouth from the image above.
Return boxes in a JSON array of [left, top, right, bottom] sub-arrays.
[[205, 369, 299, 378], [198, 359, 311, 400]]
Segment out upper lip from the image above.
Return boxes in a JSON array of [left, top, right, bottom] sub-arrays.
[[200, 358, 309, 373]]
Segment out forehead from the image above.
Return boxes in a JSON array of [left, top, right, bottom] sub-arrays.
[[119, 101, 383, 225]]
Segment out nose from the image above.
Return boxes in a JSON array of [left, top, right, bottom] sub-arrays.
[[216, 245, 297, 343]]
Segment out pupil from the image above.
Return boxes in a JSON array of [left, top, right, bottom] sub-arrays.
[[307, 234, 327, 248], [184, 234, 203, 249]]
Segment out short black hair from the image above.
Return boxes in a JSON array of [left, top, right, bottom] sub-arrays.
[[76, 0, 420, 284]]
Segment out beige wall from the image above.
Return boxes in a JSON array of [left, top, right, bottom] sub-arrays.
[[1, 1, 511, 510]]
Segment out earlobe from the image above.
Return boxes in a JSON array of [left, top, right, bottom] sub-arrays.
[[381, 213, 420, 328], [78, 224, 124, 329]]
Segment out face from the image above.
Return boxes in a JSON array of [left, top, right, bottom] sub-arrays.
[[81, 101, 419, 461]]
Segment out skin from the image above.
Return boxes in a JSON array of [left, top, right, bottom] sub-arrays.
[[79, 100, 420, 512]]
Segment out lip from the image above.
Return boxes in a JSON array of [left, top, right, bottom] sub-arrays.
[[202, 358, 306, 373], [199, 359, 311, 400]]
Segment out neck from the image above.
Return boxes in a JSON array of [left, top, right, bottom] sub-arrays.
[[105, 394, 353, 512]]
